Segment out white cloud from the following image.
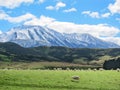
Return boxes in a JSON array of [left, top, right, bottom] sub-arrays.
[[56, 2, 66, 10], [82, 11, 100, 18], [8, 13, 36, 23], [24, 15, 120, 38], [0, 10, 35, 23], [82, 11, 110, 18], [82, 11, 90, 15], [101, 37, 120, 45], [0, 0, 34, 9], [46, 6, 54, 10], [116, 18, 120, 21], [24, 15, 55, 26], [46, 1, 66, 10], [101, 13, 110, 18], [38, 0, 45, 4], [0, 10, 7, 19], [63, 8, 77, 13], [108, 0, 120, 14], [89, 12, 100, 18], [0, 30, 2, 34]]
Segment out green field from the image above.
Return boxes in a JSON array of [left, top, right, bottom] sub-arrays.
[[0, 70, 120, 90]]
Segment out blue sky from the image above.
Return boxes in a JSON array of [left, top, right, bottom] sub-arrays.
[[0, 0, 120, 45]]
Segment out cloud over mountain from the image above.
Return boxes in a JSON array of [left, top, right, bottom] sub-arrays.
[[24, 15, 120, 37]]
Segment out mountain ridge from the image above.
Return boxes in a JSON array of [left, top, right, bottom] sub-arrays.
[[0, 25, 119, 48]]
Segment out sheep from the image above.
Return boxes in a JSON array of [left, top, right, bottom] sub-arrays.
[[57, 68, 62, 70], [3, 68, 8, 70], [66, 68, 70, 71], [53, 68, 57, 70], [93, 69, 97, 71], [80, 69, 83, 71], [117, 68, 120, 72], [88, 68, 91, 71], [74, 68, 77, 71], [99, 68, 104, 71], [72, 76, 80, 80], [111, 68, 113, 71]]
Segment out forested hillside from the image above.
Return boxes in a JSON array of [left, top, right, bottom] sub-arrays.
[[0, 42, 120, 66]]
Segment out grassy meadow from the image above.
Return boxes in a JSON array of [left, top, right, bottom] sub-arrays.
[[0, 70, 120, 90]]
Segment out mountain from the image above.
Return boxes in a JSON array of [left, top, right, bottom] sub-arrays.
[[0, 25, 119, 48]]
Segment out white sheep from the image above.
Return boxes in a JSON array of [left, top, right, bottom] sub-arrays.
[[88, 68, 91, 71], [72, 76, 80, 80], [93, 69, 97, 71], [66, 68, 70, 71], [117, 68, 120, 72], [57, 68, 62, 70], [53, 68, 57, 70], [99, 68, 104, 71]]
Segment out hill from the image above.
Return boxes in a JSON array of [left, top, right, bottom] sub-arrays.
[[0, 42, 120, 67]]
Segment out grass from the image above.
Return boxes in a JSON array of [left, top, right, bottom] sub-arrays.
[[0, 70, 120, 90]]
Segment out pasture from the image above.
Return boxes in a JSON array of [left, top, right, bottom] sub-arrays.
[[0, 70, 120, 90]]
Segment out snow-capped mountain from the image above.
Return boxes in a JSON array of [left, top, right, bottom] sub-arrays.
[[0, 25, 119, 48]]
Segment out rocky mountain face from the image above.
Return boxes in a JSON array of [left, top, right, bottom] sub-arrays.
[[0, 25, 119, 48]]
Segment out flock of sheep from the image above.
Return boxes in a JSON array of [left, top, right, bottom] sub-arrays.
[[71, 68, 120, 81], [1, 68, 120, 72], [53, 67, 120, 72]]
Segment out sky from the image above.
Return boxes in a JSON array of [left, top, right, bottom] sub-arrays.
[[0, 0, 120, 45]]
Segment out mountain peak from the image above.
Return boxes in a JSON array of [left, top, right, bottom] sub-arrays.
[[10, 25, 45, 32]]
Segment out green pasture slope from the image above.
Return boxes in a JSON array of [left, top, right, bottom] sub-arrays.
[[0, 70, 120, 90]]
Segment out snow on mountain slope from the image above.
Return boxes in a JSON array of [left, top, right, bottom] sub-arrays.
[[64, 33, 119, 48], [0, 25, 119, 48]]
